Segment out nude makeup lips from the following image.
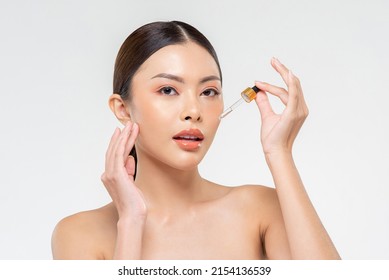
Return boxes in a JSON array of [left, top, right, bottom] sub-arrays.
[[172, 129, 204, 151]]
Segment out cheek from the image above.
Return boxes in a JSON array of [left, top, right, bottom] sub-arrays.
[[203, 100, 223, 134], [130, 96, 172, 124], [208, 117, 221, 137], [129, 99, 176, 146], [205, 98, 223, 118]]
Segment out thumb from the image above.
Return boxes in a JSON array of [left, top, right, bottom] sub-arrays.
[[125, 155, 136, 177]]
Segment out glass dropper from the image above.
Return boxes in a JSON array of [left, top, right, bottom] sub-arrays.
[[219, 85, 260, 119]]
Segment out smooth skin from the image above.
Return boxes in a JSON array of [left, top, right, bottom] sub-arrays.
[[51, 42, 340, 260]]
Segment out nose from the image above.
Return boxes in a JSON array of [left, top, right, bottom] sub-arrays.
[[180, 94, 202, 122]]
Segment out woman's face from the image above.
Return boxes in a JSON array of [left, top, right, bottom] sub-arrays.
[[128, 42, 223, 170]]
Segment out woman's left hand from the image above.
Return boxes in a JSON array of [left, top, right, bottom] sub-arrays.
[[254, 57, 309, 157]]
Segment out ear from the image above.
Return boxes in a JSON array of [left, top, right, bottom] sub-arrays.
[[108, 94, 132, 125]]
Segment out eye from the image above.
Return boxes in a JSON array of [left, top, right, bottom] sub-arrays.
[[158, 86, 178, 96], [201, 88, 220, 97]]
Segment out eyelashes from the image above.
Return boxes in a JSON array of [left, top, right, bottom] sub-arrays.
[[158, 86, 178, 96], [201, 88, 220, 97], [157, 86, 221, 97]]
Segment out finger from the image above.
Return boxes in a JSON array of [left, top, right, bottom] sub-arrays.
[[255, 90, 275, 120], [271, 57, 290, 85], [123, 122, 139, 162], [255, 81, 288, 105], [125, 155, 136, 177], [105, 127, 120, 170], [293, 77, 307, 113], [284, 70, 301, 115], [106, 127, 120, 158], [113, 121, 133, 169]]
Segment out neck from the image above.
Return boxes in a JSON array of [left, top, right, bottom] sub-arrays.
[[134, 152, 205, 213]]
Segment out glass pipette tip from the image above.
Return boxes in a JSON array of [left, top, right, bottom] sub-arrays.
[[219, 97, 244, 119], [219, 85, 260, 120]]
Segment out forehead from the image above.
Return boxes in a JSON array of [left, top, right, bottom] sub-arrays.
[[135, 42, 220, 80]]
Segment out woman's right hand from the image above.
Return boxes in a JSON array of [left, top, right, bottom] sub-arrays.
[[101, 122, 147, 222]]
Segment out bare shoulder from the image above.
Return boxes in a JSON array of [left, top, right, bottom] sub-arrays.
[[206, 182, 279, 206], [226, 184, 283, 223], [229, 184, 279, 205], [51, 203, 117, 260], [230, 185, 291, 258]]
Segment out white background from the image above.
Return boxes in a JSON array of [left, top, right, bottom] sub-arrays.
[[0, 0, 388, 259]]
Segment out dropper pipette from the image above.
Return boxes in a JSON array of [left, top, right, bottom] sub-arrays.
[[219, 86, 260, 119]]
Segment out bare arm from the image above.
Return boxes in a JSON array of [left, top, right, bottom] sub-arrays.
[[101, 122, 147, 259], [266, 152, 340, 259], [255, 58, 340, 259], [114, 217, 145, 259]]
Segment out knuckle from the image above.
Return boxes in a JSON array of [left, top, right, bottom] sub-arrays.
[[292, 109, 307, 121], [100, 173, 108, 183], [101, 172, 118, 184]]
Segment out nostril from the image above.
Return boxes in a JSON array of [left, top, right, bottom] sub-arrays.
[[185, 116, 191, 120]]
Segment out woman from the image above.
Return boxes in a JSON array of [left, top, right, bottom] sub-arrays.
[[51, 21, 340, 259]]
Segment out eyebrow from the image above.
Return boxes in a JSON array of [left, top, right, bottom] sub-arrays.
[[151, 73, 221, 84]]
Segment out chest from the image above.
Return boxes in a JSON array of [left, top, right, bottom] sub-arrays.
[[139, 211, 262, 259]]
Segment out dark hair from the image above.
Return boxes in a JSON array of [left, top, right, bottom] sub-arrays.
[[113, 21, 222, 178]]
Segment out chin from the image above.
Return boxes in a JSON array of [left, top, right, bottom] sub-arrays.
[[162, 148, 207, 171], [172, 157, 204, 171]]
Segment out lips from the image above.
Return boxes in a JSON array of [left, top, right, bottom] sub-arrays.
[[172, 129, 204, 151]]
